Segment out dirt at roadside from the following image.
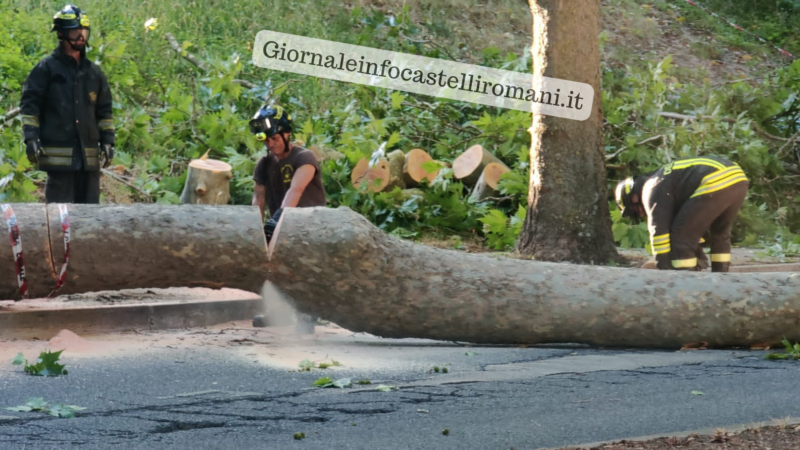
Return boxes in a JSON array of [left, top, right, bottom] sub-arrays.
[[558, 425, 800, 450]]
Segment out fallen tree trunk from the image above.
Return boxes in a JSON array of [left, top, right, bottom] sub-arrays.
[[0, 204, 267, 299], [267, 207, 800, 349], [180, 158, 233, 205]]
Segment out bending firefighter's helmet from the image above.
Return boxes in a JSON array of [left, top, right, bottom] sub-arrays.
[[249, 106, 293, 142], [52, 4, 90, 33], [614, 177, 638, 219]]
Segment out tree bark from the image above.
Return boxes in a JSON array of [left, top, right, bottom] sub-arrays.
[[452, 144, 504, 187], [516, 0, 618, 264], [469, 162, 511, 202], [179, 159, 233, 205], [0, 204, 268, 299], [267, 207, 800, 349], [308, 145, 345, 162], [385, 150, 407, 191]]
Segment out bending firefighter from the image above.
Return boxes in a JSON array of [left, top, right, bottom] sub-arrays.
[[19, 5, 115, 204], [615, 156, 749, 273]]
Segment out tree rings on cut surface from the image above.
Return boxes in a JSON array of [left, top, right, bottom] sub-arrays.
[[453, 144, 504, 186]]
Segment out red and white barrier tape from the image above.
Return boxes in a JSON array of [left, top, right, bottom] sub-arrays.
[[683, 0, 794, 58], [1, 204, 28, 299], [51, 204, 70, 295]]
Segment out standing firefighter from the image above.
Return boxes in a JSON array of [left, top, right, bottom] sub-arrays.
[[249, 105, 326, 242], [20, 4, 115, 204], [615, 156, 749, 273]]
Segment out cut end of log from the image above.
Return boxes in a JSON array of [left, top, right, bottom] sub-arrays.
[[351, 158, 391, 192], [189, 159, 232, 173], [453, 144, 485, 180], [482, 162, 510, 190], [267, 208, 287, 261], [404, 148, 439, 184]]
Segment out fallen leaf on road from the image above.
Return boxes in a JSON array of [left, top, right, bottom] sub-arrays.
[[691, 390, 705, 396]]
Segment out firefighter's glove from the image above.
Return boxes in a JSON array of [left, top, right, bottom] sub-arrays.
[[263, 208, 284, 244], [100, 143, 115, 168], [25, 139, 42, 165]]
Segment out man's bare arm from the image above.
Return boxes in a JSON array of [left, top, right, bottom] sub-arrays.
[[252, 183, 266, 221], [281, 165, 316, 209]]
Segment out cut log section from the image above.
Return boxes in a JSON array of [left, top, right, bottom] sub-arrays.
[[469, 162, 511, 202], [179, 158, 233, 205], [453, 144, 504, 186], [351, 158, 390, 192], [0, 204, 268, 300], [267, 206, 800, 349], [403, 148, 440, 186], [351, 152, 406, 193]]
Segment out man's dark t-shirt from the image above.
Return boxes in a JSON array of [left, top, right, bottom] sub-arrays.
[[253, 145, 327, 216]]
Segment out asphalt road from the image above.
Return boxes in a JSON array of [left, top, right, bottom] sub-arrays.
[[0, 327, 798, 450]]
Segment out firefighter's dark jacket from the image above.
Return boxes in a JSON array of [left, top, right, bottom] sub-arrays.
[[19, 46, 114, 171], [641, 156, 748, 267]]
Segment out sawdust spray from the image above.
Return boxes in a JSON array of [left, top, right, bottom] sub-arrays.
[[260, 281, 298, 327]]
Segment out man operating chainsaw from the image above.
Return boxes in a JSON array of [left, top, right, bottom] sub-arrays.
[[250, 105, 326, 335], [615, 155, 749, 273], [249, 105, 326, 244], [19, 5, 115, 203]]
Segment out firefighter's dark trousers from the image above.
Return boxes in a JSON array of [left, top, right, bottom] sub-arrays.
[[668, 181, 748, 272], [44, 170, 101, 204]]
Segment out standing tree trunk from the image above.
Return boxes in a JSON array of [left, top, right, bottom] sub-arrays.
[[516, 0, 618, 264]]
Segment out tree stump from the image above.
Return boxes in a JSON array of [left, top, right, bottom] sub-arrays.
[[469, 162, 511, 202], [452, 144, 504, 186], [179, 159, 233, 205]]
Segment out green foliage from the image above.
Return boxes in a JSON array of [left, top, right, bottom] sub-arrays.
[[3, 0, 800, 252], [313, 377, 352, 388], [603, 50, 800, 248], [293, 432, 306, 440], [765, 338, 800, 360], [478, 205, 527, 251], [298, 358, 341, 371], [375, 384, 398, 392], [6, 397, 86, 418], [12, 350, 68, 377], [610, 204, 652, 250]]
